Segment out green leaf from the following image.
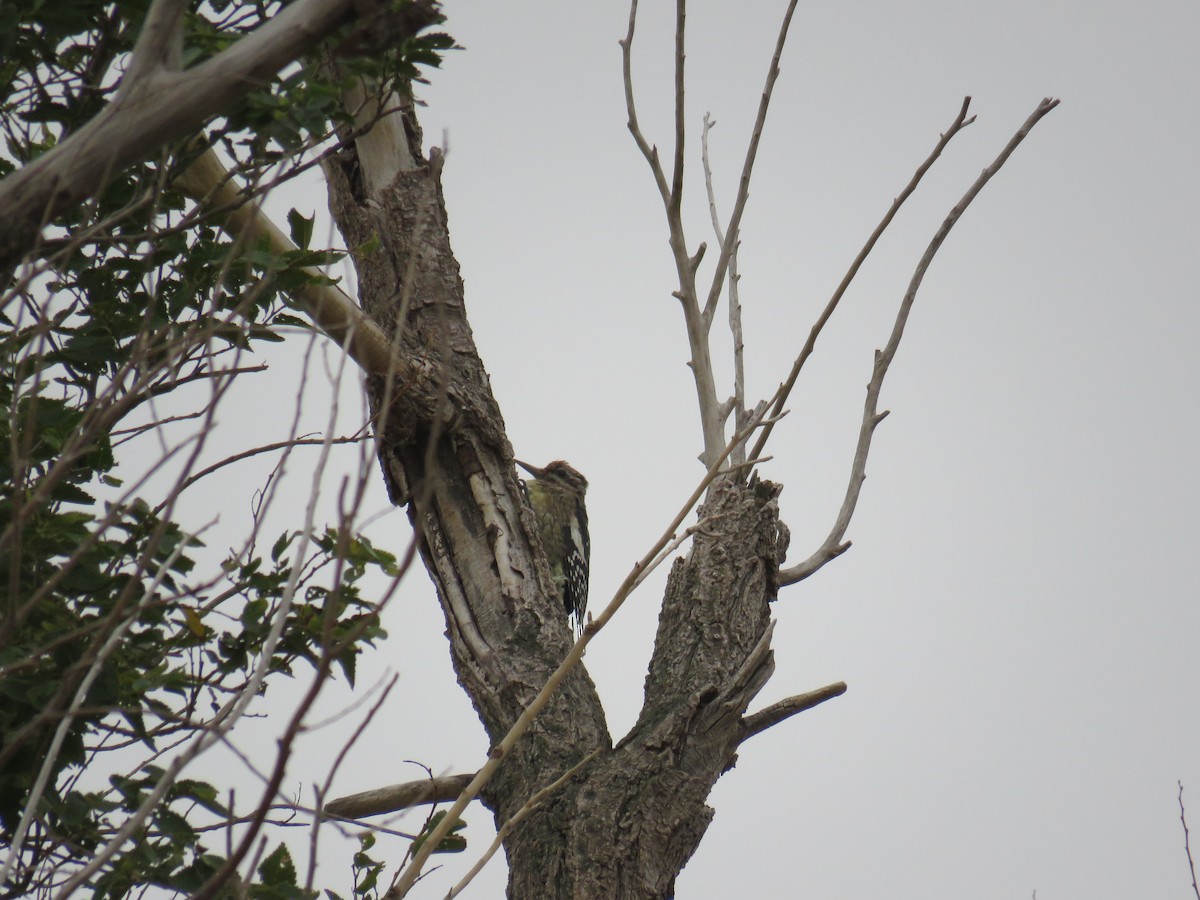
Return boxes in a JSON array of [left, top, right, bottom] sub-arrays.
[[411, 810, 467, 856], [287, 208, 314, 250], [257, 843, 297, 886]]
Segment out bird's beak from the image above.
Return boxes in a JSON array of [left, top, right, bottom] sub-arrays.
[[514, 459, 542, 477]]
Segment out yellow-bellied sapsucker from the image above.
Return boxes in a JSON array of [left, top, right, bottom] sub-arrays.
[[516, 459, 589, 636]]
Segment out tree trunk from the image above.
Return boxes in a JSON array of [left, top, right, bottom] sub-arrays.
[[323, 109, 784, 898]]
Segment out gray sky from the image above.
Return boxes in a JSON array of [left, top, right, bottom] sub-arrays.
[[167, 1, 1200, 896]]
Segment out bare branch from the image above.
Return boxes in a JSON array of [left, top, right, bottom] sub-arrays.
[[323, 773, 475, 820], [1181, 782, 1200, 900], [700, 0, 799, 330], [620, 0, 672, 208], [621, 0, 724, 464], [701, 113, 747, 463], [780, 97, 1059, 586], [749, 96, 976, 465], [669, 0, 686, 214], [171, 432, 369, 503], [739, 681, 847, 743]]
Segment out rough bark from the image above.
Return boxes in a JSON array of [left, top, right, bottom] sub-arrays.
[[324, 109, 786, 898], [536, 477, 785, 898], [322, 116, 613, 852]]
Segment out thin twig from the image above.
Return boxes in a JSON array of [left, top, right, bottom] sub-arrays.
[[669, 0, 686, 214], [1181, 782, 1200, 900], [700, 0, 799, 332], [51, 335, 350, 899], [779, 97, 1059, 586], [621, 0, 724, 465], [307, 674, 400, 894], [619, 0, 672, 208], [748, 96, 976, 465], [0, 519, 213, 890], [190, 330, 362, 900], [701, 113, 747, 463], [170, 433, 369, 502]]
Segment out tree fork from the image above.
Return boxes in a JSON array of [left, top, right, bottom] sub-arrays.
[[324, 98, 793, 895]]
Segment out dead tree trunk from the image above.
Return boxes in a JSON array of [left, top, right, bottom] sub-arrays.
[[323, 112, 786, 898]]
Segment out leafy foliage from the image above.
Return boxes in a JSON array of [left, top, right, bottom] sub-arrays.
[[0, 1, 451, 895], [410, 811, 467, 857]]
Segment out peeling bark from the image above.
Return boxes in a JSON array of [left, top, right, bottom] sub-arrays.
[[325, 116, 787, 898]]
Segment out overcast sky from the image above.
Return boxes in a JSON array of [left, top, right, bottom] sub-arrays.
[[166, 1, 1200, 896]]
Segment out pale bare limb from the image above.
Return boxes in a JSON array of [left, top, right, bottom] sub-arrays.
[[324, 773, 475, 820], [0, 0, 442, 269], [621, 0, 723, 466], [780, 97, 1059, 586], [739, 681, 847, 743], [1181, 782, 1200, 900], [701, 113, 747, 464], [749, 96, 976, 465], [123, 0, 185, 82], [124, 0, 186, 81], [174, 146, 402, 375], [619, 0, 672, 209], [699, 0, 799, 334]]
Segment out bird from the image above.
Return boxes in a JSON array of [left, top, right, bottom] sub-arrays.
[[515, 459, 590, 636]]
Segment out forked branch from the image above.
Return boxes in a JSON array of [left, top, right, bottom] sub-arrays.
[[748, 96, 976, 465], [1181, 782, 1200, 900], [701, 114, 749, 463], [780, 97, 1060, 586], [623, 0, 800, 467], [384, 407, 778, 898], [699, 0, 800, 333]]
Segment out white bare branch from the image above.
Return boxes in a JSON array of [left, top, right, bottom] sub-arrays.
[[699, 0, 799, 333], [779, 98, 1059, 586], [749, 97, 976, 465], [0, 0, 441, 269], [621, 0, 725, 466], [173, 145, 402, 375], [701, 113, 748, 464], [324, 773, 475, 820]]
